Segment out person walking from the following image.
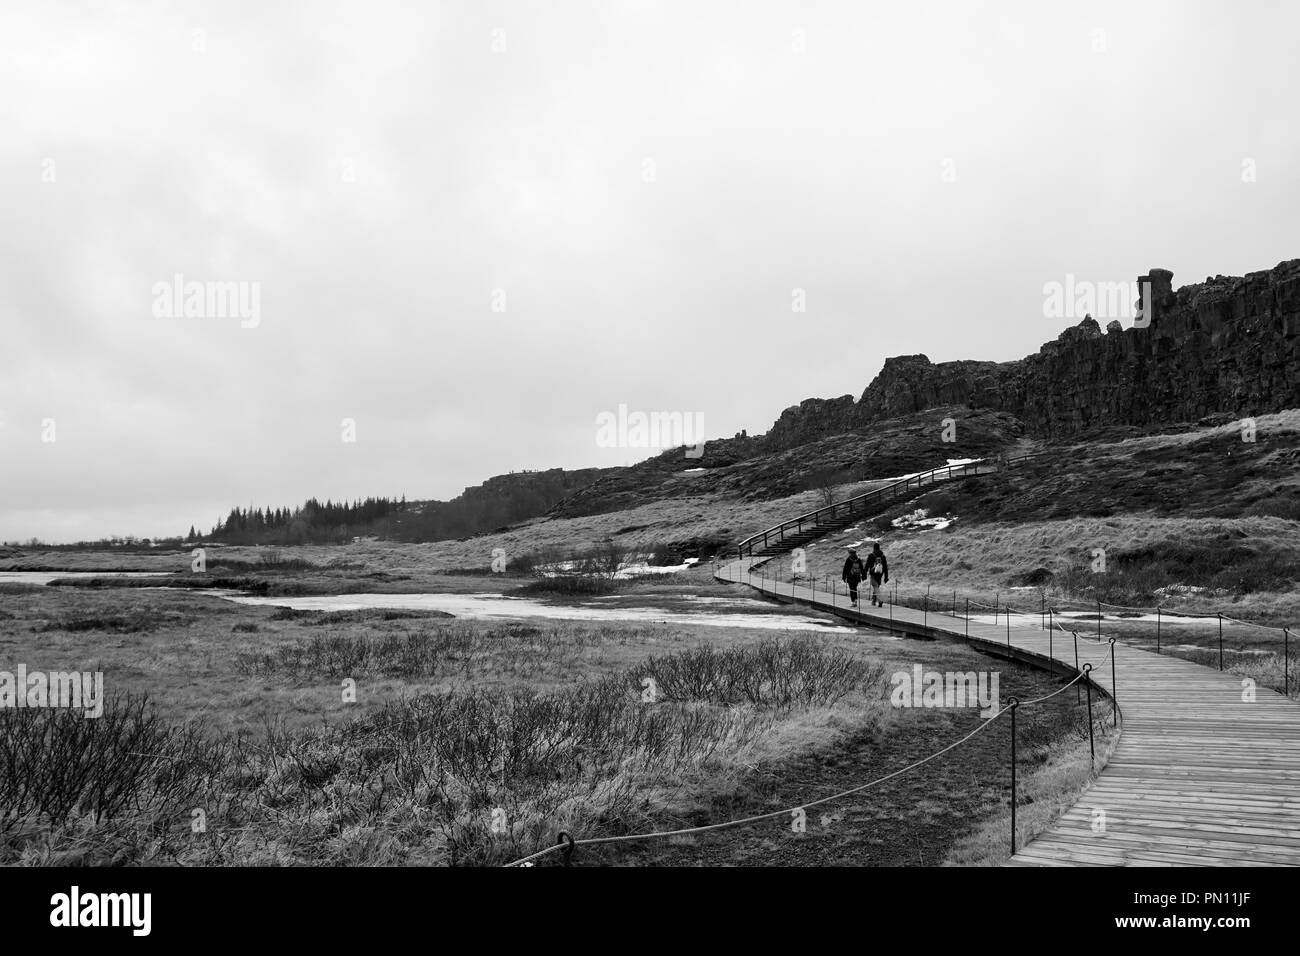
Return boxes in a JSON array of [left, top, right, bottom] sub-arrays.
[[842, 548, 865, 606], [867, 542, 889, 607]]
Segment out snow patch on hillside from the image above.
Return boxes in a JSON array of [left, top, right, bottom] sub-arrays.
[[891, 508, 957, 531]]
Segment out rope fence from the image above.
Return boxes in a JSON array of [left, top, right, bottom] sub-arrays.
[[505, 666, 1107, 867], [504, 605, 1120, 868], [686, 546, 1294, 868], [730, 556, 1293, 697], [652, 456, 1296, 868]]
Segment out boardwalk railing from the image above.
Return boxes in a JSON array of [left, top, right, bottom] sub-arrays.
[[704, 451, 1300, 866], [736, 453, 1046, 559]]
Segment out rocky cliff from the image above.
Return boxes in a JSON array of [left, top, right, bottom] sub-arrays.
[[764, 259, 1300, 447]]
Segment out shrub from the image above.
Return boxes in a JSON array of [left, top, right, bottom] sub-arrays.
[[511, 576, 621, 598], [0, 693, 224, 831], [636, 637, 887, 709], [236, 625, 480, 679]]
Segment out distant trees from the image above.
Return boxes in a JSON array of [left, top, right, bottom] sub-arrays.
[[205, 496, 406, 546], [194, 470, 600, 547], [21, 479, 571, 553]]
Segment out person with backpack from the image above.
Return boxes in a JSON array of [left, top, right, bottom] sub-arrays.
[[841, 548, 865, 606], [866, 542, 889, 607]]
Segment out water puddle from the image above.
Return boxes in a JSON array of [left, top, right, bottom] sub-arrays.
[[222, 590, 861, 633], [0, 571, 176, 586]]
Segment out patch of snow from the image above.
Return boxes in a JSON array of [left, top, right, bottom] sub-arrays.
[[536, 554, 699, 579], [890, 508, 957, 531], [614, 561, 694, 578], [1154, 584, 1230, 597], [1051, 610, 1223, 627]]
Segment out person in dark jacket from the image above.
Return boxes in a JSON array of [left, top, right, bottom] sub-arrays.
[[866, 542, 889, 607], [841, 548, 865, 606]]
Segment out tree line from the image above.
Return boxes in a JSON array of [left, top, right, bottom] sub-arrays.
[[193, 468, 606, 546], [198, 496, 408, 546]]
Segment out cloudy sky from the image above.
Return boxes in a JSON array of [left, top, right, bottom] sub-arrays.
[[2, 0, 1297, 542]]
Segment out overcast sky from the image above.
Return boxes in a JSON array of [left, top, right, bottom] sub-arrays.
[[2, 0, 1297, 543]]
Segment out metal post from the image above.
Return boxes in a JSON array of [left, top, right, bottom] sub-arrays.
[[1008, 697, 1019, 854], [1156, 607, 1161, 654], [952, 589, 956, 618], [994, 594, 999, 625], [1049, 615, 1053, 662], [1083, 664, 1095, 769], [1109, 638, 1118, 726], [924, 586, 929, 629], [557, 830, 576, 866], [1006, 605, 1011, 649], [1218, 614, 1223, 671], [1097, 600, 1102, 642], [965, 598, 969, 638], [1073, 630, 1080, 703], [1286, 627, 1290, 697]]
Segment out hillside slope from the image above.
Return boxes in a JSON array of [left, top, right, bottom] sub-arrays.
[[543, 407, 1027, 520]]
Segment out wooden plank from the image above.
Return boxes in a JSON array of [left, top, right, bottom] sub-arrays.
[[718, 554, 1300, 868]]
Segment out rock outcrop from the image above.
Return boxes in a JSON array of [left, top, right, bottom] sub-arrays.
[[764, 259, 1300, 447]]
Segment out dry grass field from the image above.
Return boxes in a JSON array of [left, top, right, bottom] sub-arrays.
[[0, 572, 1107, 866]]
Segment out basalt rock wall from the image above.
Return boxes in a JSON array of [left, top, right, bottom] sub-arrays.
[[764, 259, 1300, 448]]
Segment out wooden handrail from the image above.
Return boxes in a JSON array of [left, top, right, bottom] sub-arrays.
[[737, 452, 1045, 558]]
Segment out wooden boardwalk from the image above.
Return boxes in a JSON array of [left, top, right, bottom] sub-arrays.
[[715, 558, 1300, 866]]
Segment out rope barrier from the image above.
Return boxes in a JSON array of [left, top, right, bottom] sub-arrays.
[[1014, 671, 1086, 707], [1220, 614, 1290, 634], [728, 560, 1288, 637], [504, 655, 1099, 867], [505, 552, 1142, 867], [675, 458, 1300, 862], [504, 710, 1006, 866], [504, 668, 1110, 868], [1047, 598, 1290, 631]]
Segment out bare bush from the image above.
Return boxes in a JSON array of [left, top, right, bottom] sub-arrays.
[[0, 692, 225, 831], [636, 637, 886, 709]]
